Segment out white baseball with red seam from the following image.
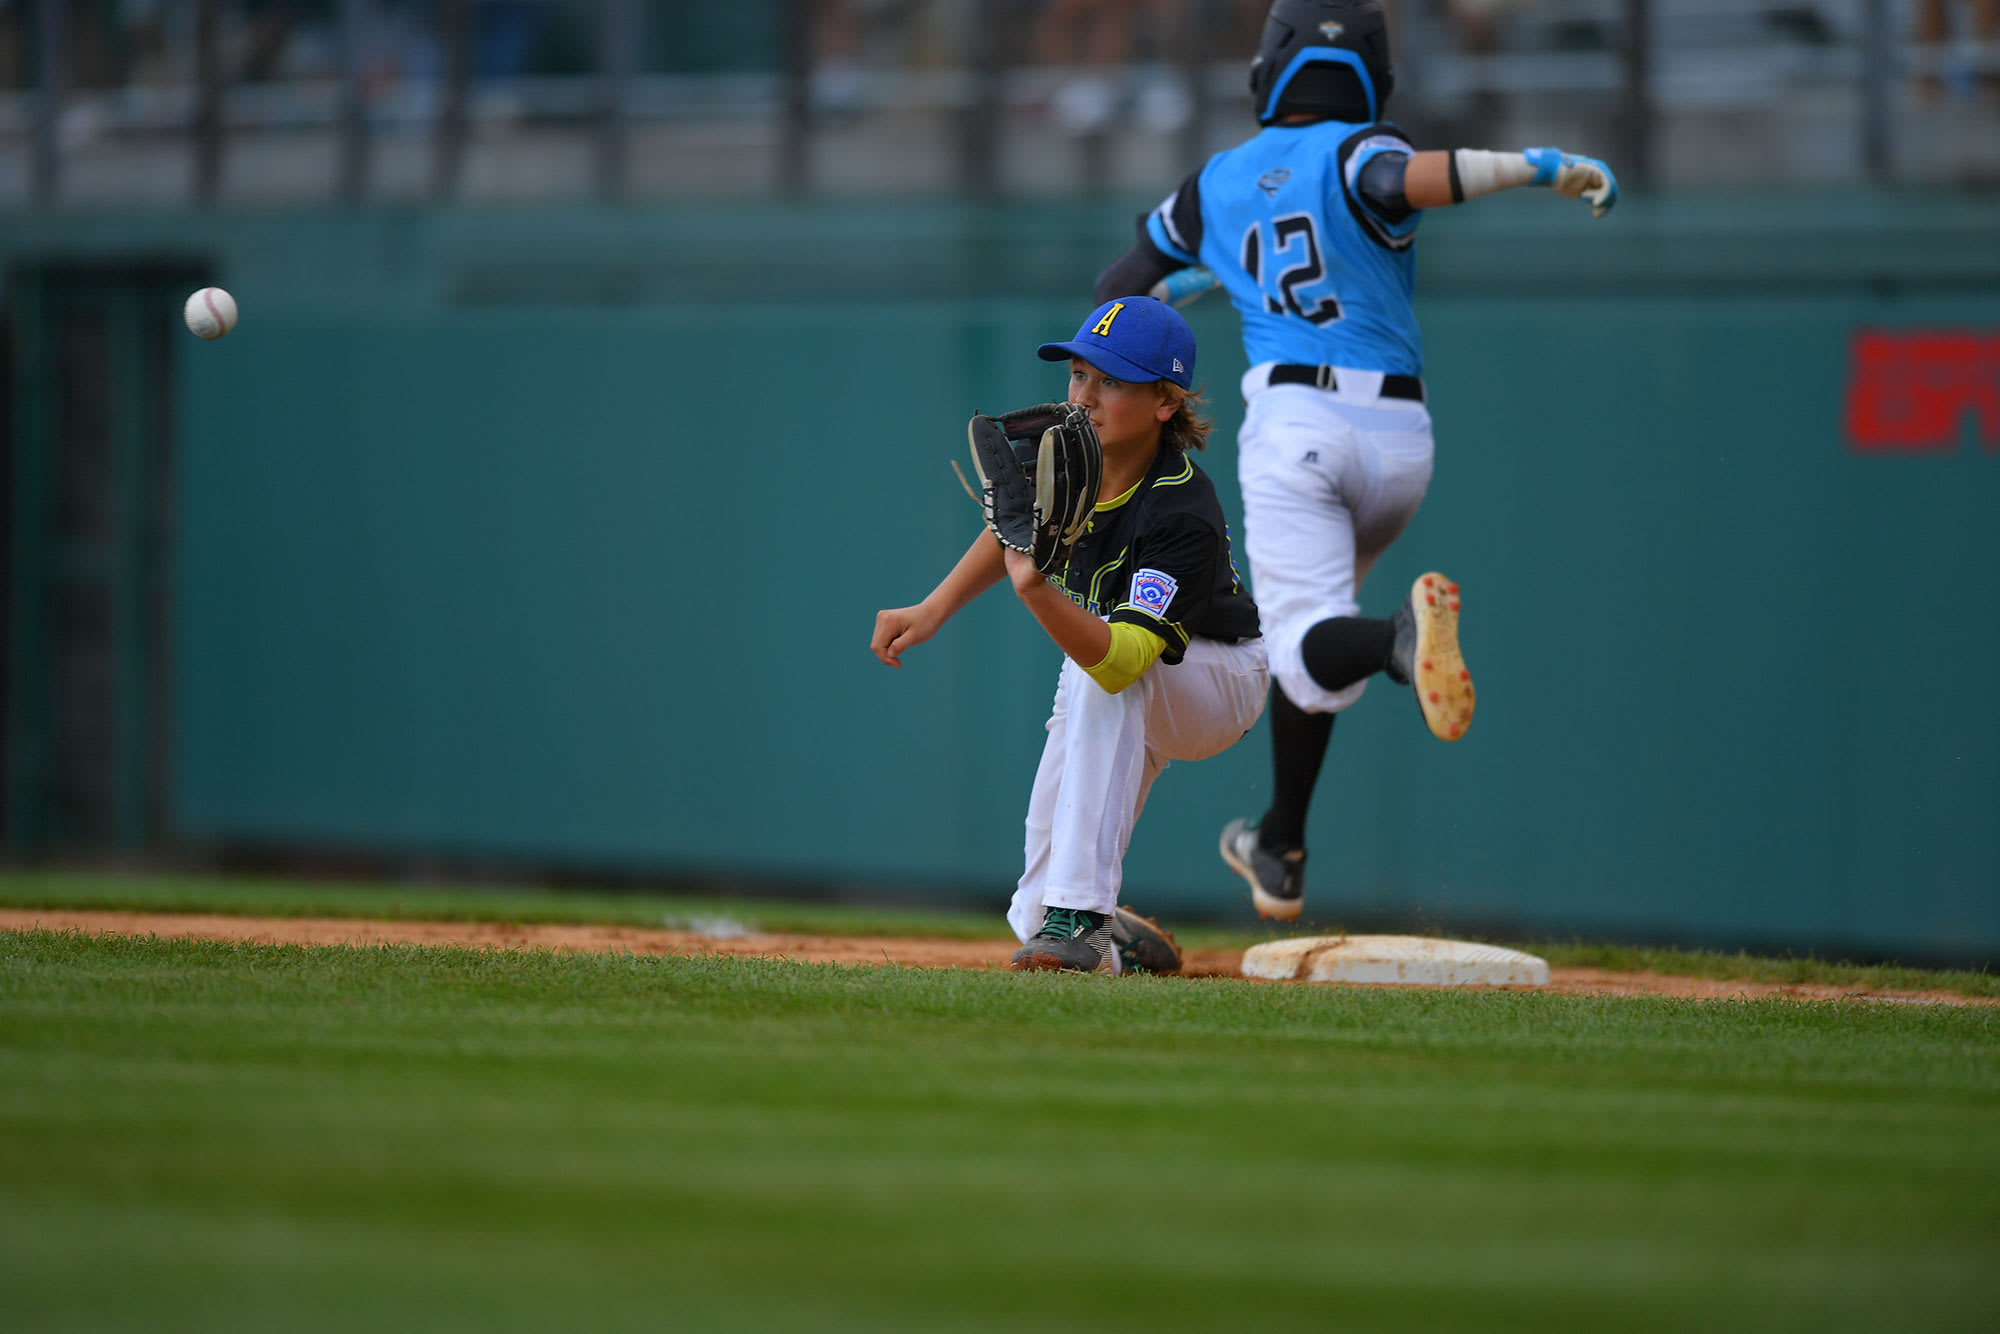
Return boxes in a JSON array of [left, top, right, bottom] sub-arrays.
[[183, 287, 238, 340]]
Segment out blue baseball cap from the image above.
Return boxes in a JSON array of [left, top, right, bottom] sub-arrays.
[[1037, 296, 1196, 389]]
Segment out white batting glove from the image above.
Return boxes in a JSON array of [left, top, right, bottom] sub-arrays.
[[1523, 147, 1619, 218]]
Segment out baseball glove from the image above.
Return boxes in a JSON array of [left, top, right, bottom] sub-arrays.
[[964, 401, 1103, 573]]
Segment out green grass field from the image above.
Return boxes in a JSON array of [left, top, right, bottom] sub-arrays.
[[3, 923, 1997, 1331]]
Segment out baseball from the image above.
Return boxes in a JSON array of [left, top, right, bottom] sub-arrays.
[[183, 286, 238, 340]]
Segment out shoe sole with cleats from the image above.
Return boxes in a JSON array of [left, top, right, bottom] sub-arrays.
[[1009, 950, 1083, 973], [1409, 572, 1475, 742]]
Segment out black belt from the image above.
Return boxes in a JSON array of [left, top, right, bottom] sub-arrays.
[[1270, 364, 1425, 403]]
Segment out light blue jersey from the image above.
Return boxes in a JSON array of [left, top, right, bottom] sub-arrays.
[[1146, 120, 1423, 376]]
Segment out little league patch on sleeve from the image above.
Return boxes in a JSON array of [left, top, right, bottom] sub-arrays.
[[1128, 568, 1179, 619]]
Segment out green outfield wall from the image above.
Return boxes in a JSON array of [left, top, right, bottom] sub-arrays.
[[4, 194, 1997, 961]]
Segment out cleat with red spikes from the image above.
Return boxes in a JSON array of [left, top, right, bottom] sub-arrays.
[[1389, 571, 1475, 742]]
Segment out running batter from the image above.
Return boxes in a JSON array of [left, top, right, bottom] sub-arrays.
[[1091, 0, 1618, 920], [871, 298, 1265, 973]]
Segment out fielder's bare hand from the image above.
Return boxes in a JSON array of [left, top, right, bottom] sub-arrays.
[[872, 602, 943, 668], [1001, 545, 1046, 598]]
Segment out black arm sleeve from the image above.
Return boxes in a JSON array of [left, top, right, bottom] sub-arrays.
[[1355, 150, 1415, 223], [1093, 228, 1182, 305]]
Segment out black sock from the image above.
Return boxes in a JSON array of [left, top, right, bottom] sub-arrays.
[[1300, 616, 1396, 693], [1258, 686, 1334, 853]]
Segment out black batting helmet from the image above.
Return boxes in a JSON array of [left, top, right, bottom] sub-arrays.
[[1248, 0, 1395, 126]]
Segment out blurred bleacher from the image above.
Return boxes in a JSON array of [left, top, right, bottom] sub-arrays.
[[0, 0, 1995, 209]]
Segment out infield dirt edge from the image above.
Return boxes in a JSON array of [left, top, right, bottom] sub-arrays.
[[3, 908, 1992, 1007]]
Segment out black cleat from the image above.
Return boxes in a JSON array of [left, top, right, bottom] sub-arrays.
[[1220, 817, 1306, 922], [1010, 907, 1115, 973], [1111, 907, 1182, 975]]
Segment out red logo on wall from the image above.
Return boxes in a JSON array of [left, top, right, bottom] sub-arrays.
[[1845, 330, 2000, 453]]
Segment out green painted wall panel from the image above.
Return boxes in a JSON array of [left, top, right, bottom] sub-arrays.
[[5, 196, 1996, 959], [1395, 297, 2000, 958], [172, 303, 1099, 882]]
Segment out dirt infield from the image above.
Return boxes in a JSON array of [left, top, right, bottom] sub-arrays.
[[2, 908, 1990, 1005]]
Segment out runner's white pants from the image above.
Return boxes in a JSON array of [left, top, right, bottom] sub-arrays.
[[1007, 636, 1268, 958], [1236, 364, 1435, 715]]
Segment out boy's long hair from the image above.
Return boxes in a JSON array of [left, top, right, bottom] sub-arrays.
[[1158, 381, 1212, 453]]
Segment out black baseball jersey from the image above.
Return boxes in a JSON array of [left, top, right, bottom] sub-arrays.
[[1048, 446, 1259, 662]]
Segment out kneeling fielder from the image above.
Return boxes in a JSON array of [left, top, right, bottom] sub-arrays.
[[872, 297, 1265, 974]]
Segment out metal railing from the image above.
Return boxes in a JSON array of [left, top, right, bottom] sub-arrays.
[[2, 0, 1997, 208]]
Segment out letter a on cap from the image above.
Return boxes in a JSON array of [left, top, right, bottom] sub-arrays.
[[1091, 302, 1126, 337]]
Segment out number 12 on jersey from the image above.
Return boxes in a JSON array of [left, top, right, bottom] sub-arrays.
[[1240, 213, 1343, 326]]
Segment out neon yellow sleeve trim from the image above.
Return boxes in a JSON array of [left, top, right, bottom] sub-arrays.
[[1083, 622, 1168, 695]]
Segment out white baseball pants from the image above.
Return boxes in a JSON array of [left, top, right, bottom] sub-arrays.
[[1006, 636, 1268, 958], [1236, 363, 1435, 715]]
